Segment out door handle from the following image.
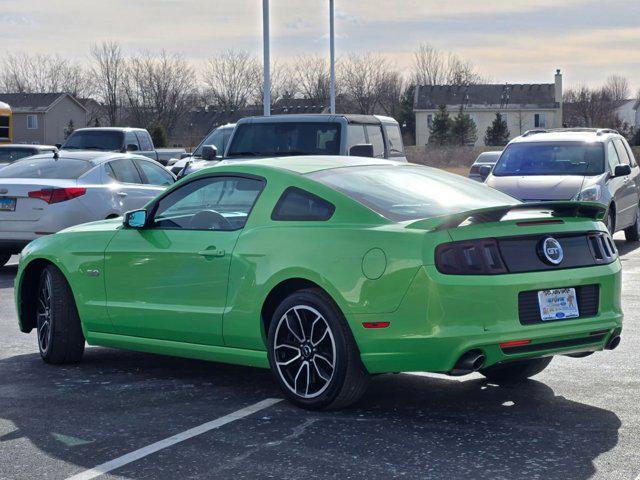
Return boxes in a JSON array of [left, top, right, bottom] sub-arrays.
[[117, 192, 128, 197], [198, 248, 226, 258]]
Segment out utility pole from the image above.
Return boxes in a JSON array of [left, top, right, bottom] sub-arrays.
[[329, 0, 336, 114], [262, 0, 271, 116]]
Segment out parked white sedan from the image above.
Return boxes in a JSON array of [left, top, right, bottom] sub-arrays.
[[0, 151, 175, 267]]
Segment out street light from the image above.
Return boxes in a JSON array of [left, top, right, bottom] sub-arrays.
[[329, 0, 336, 114], [262, 0, 270, 116]]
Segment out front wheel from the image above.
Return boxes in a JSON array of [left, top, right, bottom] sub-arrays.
[[267, 288, 369, 410], [36, 265, 85, 364], [0, 253, 11, 268], [480, 357, 552, 384], [624, 205, 640, 242]]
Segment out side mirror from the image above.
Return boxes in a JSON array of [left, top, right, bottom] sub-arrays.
[[614, 164, 632, 177], [479, 165, 492, 181], [201, 145, 218, 161], [126, 143, 139, 152], [179, 152, 191, 159], [349, 143, 374, 158], [124, 209, 147, 229], [55, 143, 62, 149]]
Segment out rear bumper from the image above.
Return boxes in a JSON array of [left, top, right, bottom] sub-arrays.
[[352, 262, 623, 374]]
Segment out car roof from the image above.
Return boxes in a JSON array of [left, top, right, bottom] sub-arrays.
[[236, 113, 396, 126], [23, 150, 153, 166], [510, 129, 621, 145], [72, 127, 146, 133], [0, 144, 56, 150], [212, 155, 403, 175]]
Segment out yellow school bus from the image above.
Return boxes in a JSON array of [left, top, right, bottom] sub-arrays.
[[0, 101, 12, 144]]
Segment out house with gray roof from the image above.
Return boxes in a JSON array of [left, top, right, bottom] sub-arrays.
[[0, 93, 87, 145], [413, 70, 563, 146]]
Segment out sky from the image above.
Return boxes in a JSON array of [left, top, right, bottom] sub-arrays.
[[0, 0, 638, 92]]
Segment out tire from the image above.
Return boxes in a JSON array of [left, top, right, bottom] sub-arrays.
[[267, 288, 370, 410], [480, 357, 552, 384], [606, 209, 615, 235], [0, 254, 10, 268], [36, 265, 85, 364], [624, 204, 640, 242]]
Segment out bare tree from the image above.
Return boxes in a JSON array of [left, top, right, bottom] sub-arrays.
[[377, 71, 404, 117], [122, 51, 196, 132], [412, 43, 482, 86], [0, 52, 89, 96], [605, 74, 630, 102], [292, 55, 332, 104], [90, 41, 125, 126], [563, 84, 622, 129], [201, 49, 259, 111], [339, 53, 395, 115], [255, 60, 297, 108]]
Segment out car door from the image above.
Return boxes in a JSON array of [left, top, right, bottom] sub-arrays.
[[133, 158, 175, 195], [107, 157, 164, 211], [607, 140, 635, 230], [613, 138, 640, 227], [103, 174, 265, 345]]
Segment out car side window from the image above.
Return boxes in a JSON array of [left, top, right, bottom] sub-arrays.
[[271, 187, 335, 221], [136, 159, 174, 186], [346, 125, 367, 151], [607, 142, 621, 172], [152, 176, 264, 231], [365, 125, 385, 158], [383, 124, 405, 157], [107, 158, 143, 184], [622, 138, 638, 167], [124, 131, 139, 151], [613, 139, 632, 166], [136, 132, 154, 151]]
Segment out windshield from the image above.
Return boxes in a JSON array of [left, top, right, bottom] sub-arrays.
[[492, 141, 605, 176], [309, 165, 518, 222], [63, 130, 124, 151], [0, 147, 36, 163], [0, 158, 92, 179], [227, 122, 340, 157], [193, 127, 232, 157]]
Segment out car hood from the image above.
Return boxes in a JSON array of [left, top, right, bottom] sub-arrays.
[[59, 217, 123, 234], [485, 175, 590, 201]]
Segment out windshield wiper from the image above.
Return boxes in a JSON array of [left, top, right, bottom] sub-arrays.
[[263, 151, 313, 157], [226, 151, 263, 157]]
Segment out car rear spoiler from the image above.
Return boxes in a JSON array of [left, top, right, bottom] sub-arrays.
[[408, 201, 607, 231]]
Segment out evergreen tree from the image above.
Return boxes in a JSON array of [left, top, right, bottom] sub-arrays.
[[398, 85, 416, 145], [63, 119, 75, 139], [450, 105, 477, 146], [149, 123, 168, 148], [428, 104, 452, 146], [484, 113, 510, 146]]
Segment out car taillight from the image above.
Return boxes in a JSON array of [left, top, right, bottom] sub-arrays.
[[28, 187, 87, 204], [435, 238, 507, 275]]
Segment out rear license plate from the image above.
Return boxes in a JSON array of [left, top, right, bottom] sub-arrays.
[[538, 288, 579, 321], [0, 197, 16, 211]]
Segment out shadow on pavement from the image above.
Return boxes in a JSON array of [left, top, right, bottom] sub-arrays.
[[615, 238, 640, 257], [0, 347, 621, 480], [0, 265, 17, 289]]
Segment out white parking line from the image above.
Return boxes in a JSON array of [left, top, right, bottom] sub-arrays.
[[65, 398, 282, 480]]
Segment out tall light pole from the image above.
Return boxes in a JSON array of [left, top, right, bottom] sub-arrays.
[[262, 0, 271, 116], [329, 0, 336, 114]]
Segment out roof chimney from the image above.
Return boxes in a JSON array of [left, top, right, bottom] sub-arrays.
[[555, 69, 562, 104]]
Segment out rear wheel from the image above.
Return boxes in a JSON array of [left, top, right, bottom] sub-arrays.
[[267, 288, 369, 410], [480, 357, 552, 384], [36, 265, 85, 364], [0, 254, 10, 268], [624, 205, 640, 242]]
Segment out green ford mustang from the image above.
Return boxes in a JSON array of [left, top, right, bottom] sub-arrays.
[[15, 156, 623, 409]]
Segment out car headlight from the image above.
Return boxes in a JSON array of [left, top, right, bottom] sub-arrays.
[[574, 185, 602, 202]]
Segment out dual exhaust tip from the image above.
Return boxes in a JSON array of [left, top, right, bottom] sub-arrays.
[[605, 335, 621, 350], [450, 350, 486, 376]]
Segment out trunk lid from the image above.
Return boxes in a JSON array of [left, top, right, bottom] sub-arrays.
[[0, 178, 77, 222]]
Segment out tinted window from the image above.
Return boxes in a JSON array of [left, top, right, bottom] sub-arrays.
[[124, 132, 139, 151], [384, 124, 404, 156], [227, 123, 340, 157], [107, 158, 142, 183], [613, 139, 631, 165], [136, 132, 154, 151], [346, 124, 367, 151], [622, 138, 638, 167], [0, 158, 92, 179], [63, 130, 124, 151], [607, 142, 621, 172], [0, 147, 37, 163], [492, 142, 605, 176], [272, 187, 335, 221], [136, 160, 174, 186], [365, 125, 385, 158], [0, 115, 9, 140], [309, 165, 518, 222], [194, 128, 227, 157], [153, 176, 264, 231]]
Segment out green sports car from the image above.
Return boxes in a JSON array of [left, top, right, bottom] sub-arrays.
[[15, 156, 623, 409]]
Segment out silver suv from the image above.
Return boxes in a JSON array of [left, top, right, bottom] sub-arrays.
[[485, 128, 640, 241]]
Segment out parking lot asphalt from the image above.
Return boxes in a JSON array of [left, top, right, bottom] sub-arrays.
[[1, 241, 639, 480]]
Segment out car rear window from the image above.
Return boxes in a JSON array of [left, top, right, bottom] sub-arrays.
[[308, 165, 518, 222], [0, 157, 92, 179], [227, 122, 340, 157], [492, 142, 605, 176], [0, 147, 36, 163], [63, 130, 124, 151]]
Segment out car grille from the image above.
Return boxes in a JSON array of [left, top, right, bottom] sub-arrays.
[[518, 284, 599, 325]]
